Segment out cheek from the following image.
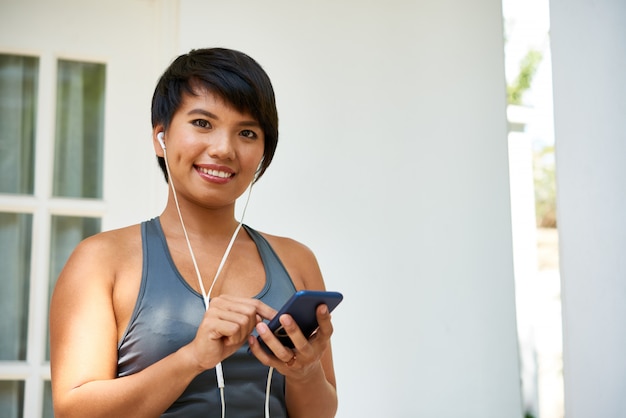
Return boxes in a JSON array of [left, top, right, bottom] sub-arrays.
[[170, 136, 200, 161], [248, 142, 265, 169], [247, 154, 264, 175]]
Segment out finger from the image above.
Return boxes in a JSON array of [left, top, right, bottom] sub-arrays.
[[217, 296, 277, 321], [248, 335, 275, 366], [314, 304, 334, 340], [216, 310, 256, 334], [201, 299, 259, 341], [209, 295, 259, 317], [288, 305, 333, 359], [252, 300, 278, 321], [254, 321, 296, 361], [248, 334, 297, 369], [278, 314, 309, 350]]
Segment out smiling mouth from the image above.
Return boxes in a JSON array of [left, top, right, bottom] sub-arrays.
[[197, 166, 234, 179]]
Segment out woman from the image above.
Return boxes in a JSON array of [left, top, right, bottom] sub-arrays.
[[50, 48, 338, 417]]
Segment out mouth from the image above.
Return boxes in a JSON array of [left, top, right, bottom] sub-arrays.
[[196, 165, 235, 179]]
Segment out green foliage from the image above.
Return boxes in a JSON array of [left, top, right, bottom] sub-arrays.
[[533, 145, 557, 228], [507, 49, 544, 105]]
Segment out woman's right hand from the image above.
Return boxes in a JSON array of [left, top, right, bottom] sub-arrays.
[[186, 295, 278, 371]]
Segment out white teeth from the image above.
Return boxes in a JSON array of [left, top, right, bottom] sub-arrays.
[[199, 167, 233, 178]]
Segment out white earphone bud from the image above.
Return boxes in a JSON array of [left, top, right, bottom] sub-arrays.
[[157, 132, 166, 150]]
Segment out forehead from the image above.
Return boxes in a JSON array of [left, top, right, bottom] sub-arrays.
[[177, 88, 257, 121]]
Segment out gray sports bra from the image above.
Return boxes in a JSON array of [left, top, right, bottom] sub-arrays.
[[117, 217, 296, 417]]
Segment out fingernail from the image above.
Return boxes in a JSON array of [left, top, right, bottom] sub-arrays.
[[281, 314, 293, 326]]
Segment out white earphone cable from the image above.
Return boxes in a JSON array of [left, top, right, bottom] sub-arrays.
[[161, 137, 272, 417], [162, 145, 253, 306], [265, 366, 275, 417]]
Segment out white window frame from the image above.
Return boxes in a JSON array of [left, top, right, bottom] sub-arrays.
[[0, 50, 107, 418]]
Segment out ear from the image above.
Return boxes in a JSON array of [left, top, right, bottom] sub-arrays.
[[152, 126, 165, 157], [253, 157, 264, 184]]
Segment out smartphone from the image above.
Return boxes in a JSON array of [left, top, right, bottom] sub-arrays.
[[258, 290, 343, 352]]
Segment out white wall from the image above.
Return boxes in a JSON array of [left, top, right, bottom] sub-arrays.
[[177, 1, 522, 416], [550, 0, 626, 416], [1, 0, 524, 416], [0, 0, 174, 231]]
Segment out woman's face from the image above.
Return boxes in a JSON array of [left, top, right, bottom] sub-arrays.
[[155, 89, 265, 209]]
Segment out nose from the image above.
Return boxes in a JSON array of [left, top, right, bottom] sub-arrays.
[[207, 130, 235, 160]]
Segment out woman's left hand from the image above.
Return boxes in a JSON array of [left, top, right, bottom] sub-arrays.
[[248, 303, 334, 379]]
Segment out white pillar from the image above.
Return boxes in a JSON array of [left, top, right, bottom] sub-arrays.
[[550, 0, 626, 416]]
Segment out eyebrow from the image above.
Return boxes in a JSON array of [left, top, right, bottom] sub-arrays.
[[187, 108, 261, 127]]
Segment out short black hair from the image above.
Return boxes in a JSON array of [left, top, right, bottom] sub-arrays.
[[151, 48, 278, 182]]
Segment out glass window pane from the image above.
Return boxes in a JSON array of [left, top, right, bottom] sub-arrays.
[[0, 212, 32, 361], [42, 381, 54, 418], [46, 215, 101, 360], [0, 54, 38, 195], [0, 380, 24, 418], [53, 60, 105, 198]]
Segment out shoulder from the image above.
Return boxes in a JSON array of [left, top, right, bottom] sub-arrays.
[[261, 231, 316, 260], [72, 223, 142, 262], [254, 229, 325, 291], [58, 223, 143, 288]]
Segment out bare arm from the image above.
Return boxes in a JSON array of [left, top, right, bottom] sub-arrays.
[[50, 233, 272, 418], [248, 238, 338, 418]]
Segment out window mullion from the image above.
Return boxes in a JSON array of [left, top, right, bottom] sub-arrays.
[[24, 51, 56, 417], [24, 203, 51, 417], [0, 361, 31, 379], [48, 197, 107, 217], [0, 195, 38, 213], [33, 52, 56, 201]]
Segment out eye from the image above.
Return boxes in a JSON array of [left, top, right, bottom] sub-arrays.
[[240, 129, 258, 139], [192, 119, 212, 129]]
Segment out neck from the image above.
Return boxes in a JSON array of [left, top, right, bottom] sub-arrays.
[[160, 199, 242, 238], [160, 193, 250, 305]]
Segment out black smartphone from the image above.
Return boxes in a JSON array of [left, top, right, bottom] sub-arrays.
[[257, 290, 343, 352]]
